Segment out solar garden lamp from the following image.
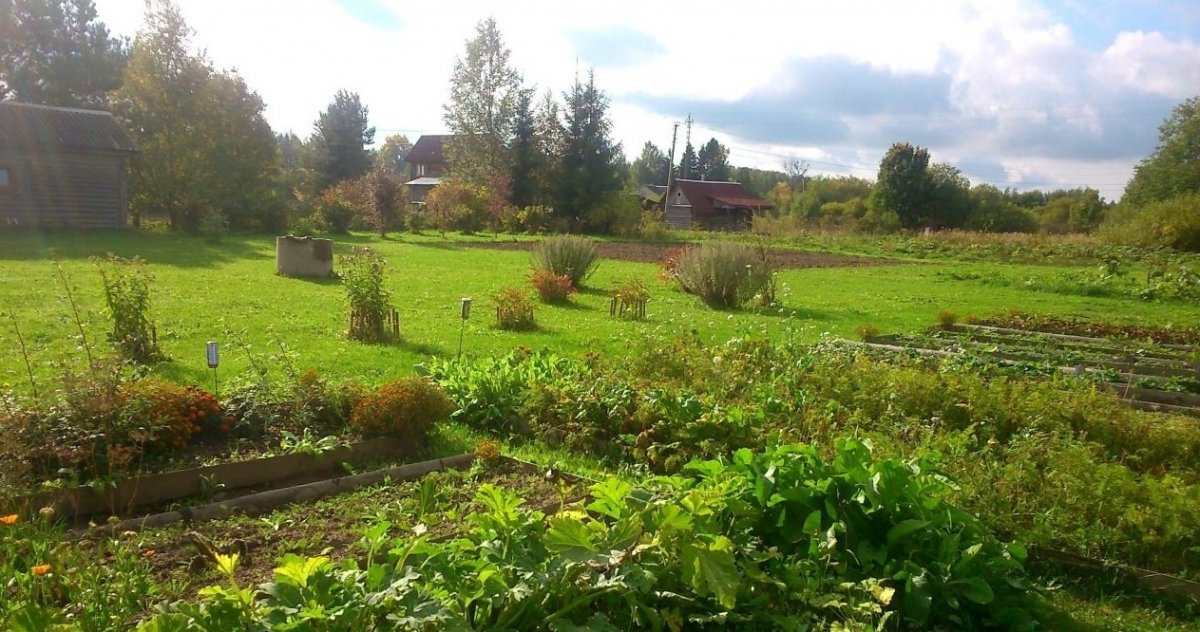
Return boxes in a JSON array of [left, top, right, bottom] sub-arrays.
[[458, 297, 471, 357], [206, 341, 220, 398]]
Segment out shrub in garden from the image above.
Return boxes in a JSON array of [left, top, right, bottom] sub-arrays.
[[493, 287, 536, 331], [121, 379, 231, 453], [531, 235, 599, 288], [672, 241, 774, 309], [349, 377, 453, 442], [94, 254, 165, 364], [341, 247, 395, 342], [612, 277, 650, 320], [936, 309, 958, 328], [530, 269, 575, 303]]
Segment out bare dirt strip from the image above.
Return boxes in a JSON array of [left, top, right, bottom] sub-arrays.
[[458, 241, 899, 269]]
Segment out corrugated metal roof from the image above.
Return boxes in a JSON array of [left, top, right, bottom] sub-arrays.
[[0, 101, 137, 153], [672, 179, 772, 215]]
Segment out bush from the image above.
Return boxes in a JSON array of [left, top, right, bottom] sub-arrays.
[[292, 369, 365, 431], [122, 379, 231, 453], [612, 277, 650, 320], [348, 377, 452, 442], [341, 247, 395, 342], [94, 255, 165, 365], [530, 269, 575, 303], [672, 241, 774, 309], [493, 287, 536, 331], [531, 235, 599, 288], [1103, 192, 1200, 252], [315, 199, 356, 234]]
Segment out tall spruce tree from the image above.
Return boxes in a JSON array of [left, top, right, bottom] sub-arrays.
[[697, 138, 730, 181], [0, 0, 128, 107], [556, 69, 623, 223], [509, 87, 539, 208], [310, 90, 375, 189], [443, 17, 522, 185], [678, 141, 699, 180]]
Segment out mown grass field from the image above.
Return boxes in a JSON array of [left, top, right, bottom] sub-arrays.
[[4, 228, 1200, 629], [1, 229, 1194, 393]]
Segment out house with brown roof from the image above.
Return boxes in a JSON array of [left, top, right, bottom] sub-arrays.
[[403, 134, 455, 205], [663, 179, 774, 230], [0, 101, 137, 229]]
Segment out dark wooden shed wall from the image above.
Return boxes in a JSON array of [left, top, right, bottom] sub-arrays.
[[0, 146, 128, 229]]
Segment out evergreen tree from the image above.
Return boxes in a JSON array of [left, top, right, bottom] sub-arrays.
[[310, 90, 375, 189], [556, 69, 623, 224], [678, 141, 699, 179], [697, 138, 730, 181], [443, 17, 522, 185], [0, 0, 128, 107], [509, 87, 539, 208]]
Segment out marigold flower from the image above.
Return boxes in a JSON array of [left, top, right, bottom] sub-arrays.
[[31, 564, 51, 576], [0, 514, 17, 525]]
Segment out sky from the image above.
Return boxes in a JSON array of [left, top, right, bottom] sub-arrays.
[[92, 0, 1200, 201]]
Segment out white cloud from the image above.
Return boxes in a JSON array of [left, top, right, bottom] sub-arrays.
[[1099, 30, 1200, 99]]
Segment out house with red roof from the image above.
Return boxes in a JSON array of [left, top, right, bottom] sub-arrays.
[[663, 179, 774, 230]]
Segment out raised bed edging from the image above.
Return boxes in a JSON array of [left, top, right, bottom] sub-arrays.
[[5, 436, 412, 520], [90, 453, 474, 536]]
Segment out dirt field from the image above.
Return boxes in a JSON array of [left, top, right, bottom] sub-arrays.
[[460, 240, 897, 269]]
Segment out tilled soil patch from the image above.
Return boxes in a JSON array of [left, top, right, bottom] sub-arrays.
[[459, 240, 898, 269]]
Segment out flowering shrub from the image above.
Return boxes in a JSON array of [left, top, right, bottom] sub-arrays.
[[122, 379, 231, 453], [349, 377, 453, 442], [530, 269, 575, 303]]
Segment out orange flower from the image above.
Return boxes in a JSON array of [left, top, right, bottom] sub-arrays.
[[30, 564, 51, 576], [0, 514, 17, 525]]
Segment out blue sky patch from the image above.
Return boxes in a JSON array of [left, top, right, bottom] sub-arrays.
[[568, 26, 665, 67], [334, 0, 402, 30]]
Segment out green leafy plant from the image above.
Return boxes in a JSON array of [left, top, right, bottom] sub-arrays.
[[531, 235, 599, 288], [94, 255, 165, 364], [493, 287, 536, 331], [340, 247, 396, 343], [612, 278, 649, 320], [348, 377, 453, 442]]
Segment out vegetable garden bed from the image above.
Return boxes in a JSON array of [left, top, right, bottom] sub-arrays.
[[857, 323, 1200, 417]]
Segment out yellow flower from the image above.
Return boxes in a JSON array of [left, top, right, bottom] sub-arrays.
[[0, 514, 17, 526], [30, 564, 52, 576]]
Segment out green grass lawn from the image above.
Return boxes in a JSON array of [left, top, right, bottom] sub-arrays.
[[1, 229, 1195, 394]]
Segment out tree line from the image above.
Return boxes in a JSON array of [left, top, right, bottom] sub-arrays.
[[2, 0, 1197, 249]]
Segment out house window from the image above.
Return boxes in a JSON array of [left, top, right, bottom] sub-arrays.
[[417, 164, 426, 177], [0, 168, 9, 189]]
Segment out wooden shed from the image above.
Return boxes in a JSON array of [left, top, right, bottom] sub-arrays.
[[663, 179, 774, 230], [0, 101, 138, 229]]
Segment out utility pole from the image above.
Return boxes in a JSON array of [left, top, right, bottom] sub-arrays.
[[664, 121, 679, 212], [684, 114, 694, 180]]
